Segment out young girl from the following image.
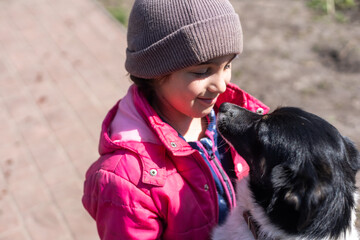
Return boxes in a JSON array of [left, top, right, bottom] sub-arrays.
[[82, 0, 269, 239]]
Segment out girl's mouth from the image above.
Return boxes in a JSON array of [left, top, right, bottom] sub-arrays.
[[198, 97, 217, 105]]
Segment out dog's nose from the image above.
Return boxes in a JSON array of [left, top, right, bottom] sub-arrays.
[[219, 102, 233, 113]]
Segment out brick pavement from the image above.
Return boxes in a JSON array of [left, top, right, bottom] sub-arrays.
[[0, 0, 129, 239]]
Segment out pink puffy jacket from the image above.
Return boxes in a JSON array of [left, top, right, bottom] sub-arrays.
[[82, 83, 269, 240]]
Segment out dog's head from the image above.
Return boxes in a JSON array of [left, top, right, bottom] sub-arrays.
[[217, 102, 360, 237]]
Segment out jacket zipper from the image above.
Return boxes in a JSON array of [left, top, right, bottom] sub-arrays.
[[196, 142, 235, 209], [209, 153, 235, 207]]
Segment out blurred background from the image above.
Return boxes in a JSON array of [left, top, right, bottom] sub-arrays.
[[0, 0, 359, 239]]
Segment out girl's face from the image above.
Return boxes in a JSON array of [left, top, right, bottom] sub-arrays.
[[154, 54, 235, 123]]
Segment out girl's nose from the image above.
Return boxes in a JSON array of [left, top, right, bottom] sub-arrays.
[[208, 71, 230, 94]]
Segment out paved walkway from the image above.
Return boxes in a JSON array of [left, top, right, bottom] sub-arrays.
[[0, 0, 129, 239]]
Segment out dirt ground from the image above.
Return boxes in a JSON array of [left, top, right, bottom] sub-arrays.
[[99, 0, 360, 231]]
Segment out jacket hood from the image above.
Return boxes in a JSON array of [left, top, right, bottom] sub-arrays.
[[109, 86, 161, 145]]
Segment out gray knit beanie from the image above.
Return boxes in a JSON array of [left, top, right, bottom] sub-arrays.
[[125, 0, 243, 79]]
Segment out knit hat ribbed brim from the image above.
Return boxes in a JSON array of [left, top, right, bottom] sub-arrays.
[[125, 0, 243, 79]]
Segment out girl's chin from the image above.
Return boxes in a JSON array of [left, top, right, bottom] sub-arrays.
[[193, 107, 214, 118]]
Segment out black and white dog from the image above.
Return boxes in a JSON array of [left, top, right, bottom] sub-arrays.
[[213, 103, 360, 240]]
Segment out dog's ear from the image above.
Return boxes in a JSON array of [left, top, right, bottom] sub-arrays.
[[294, 184, 329, 232], [273, 164, 329, 232], [344, 137, 360, 171]]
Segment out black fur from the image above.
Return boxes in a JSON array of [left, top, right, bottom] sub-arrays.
[[217, 103, 360, 239]]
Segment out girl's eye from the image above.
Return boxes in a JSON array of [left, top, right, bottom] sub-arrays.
[[224, 64, 231, 70], [192, 68, 209, 76]]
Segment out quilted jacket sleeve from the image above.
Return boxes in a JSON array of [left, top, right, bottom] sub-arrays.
[[82, 161, 163, 240]]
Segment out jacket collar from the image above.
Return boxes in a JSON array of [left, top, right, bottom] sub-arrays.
[[131, 83, 270, 155], [132, 85, 195, 156]]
